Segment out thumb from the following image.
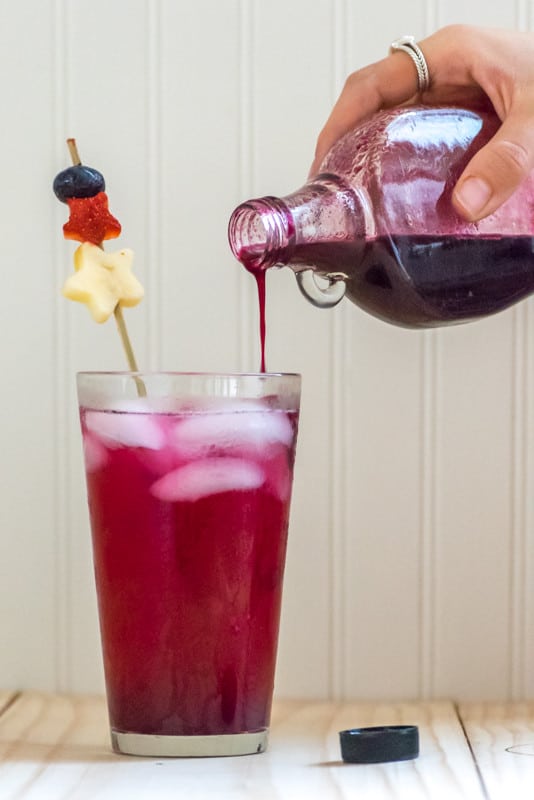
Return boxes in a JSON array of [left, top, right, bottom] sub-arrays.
[[452, 110, 534, 221]]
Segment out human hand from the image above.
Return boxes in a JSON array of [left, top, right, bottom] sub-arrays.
[[309, 25, 534, 222]]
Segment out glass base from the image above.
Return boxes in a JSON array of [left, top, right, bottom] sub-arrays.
[[111, 728, 269, 757]]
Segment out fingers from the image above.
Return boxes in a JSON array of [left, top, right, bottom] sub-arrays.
[[452, 109, 534, 220], [309, 25, 475, 175], [310, 25, 534, 222], [309, 54, 424, 175]]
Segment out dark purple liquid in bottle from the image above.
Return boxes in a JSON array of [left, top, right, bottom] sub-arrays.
[[239, 234, 534, 340], [291, 235, 534, 328]]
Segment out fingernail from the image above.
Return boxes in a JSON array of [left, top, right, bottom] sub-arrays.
[[454, 177, 492, 218]]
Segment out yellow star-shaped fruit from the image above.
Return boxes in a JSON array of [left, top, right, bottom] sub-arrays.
[[63, 242, 144, 323]]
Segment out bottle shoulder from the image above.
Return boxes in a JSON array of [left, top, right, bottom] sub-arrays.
[[321, 106, 495, 181], [321, 105, 498, 173], [318, 104, 534, 237]]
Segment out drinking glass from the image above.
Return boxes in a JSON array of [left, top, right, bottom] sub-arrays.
[[76, 371, 301, 757]]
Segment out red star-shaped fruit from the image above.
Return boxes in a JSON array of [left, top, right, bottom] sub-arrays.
[[63, 192, 121, 244]]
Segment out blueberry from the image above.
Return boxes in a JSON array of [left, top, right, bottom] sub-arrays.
[[53, 165, 105, 202]]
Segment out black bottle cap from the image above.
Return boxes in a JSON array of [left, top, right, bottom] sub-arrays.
[[339, 725, 419, 764]]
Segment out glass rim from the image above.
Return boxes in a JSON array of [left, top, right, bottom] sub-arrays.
[[77, 370, 301, 379]]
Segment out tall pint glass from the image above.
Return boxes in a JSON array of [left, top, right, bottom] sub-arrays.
[[76, 371, 301, 757]]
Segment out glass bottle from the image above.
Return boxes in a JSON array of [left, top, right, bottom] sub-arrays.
[[228, 105, 534, 329]]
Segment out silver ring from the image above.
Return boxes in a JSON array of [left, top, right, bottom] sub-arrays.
[[390, 35, 430, 93]]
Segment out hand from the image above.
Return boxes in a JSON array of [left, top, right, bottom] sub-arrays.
[[310, 25, 534, 222]]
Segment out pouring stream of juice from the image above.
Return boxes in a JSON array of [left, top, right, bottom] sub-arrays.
[[256, 271, 266, 373]]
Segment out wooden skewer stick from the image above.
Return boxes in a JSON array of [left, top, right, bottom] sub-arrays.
[[113, 304, 140, 372], [67, 138, 81, 166]]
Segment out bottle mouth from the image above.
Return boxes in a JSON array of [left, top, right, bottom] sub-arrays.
[[228, 198, 294, 272]]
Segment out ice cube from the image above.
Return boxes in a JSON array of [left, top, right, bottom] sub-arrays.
[[82, 432, 108, 472], [85, 410, 165, 450], [150, 457, 264, 502], [172, 409, 293, 459]]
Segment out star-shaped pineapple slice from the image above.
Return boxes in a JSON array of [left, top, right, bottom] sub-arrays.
[[63, 242, 144, 323]]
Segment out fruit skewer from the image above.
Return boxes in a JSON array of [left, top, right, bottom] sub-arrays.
[[55, 139, 146, 393]]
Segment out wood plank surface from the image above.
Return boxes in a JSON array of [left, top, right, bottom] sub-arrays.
[[459, 702, 534, 799], [0, 694, 16, 718], [0, 695, 484, 799]]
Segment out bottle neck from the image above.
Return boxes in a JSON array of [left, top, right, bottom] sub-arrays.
[[228, 176, 367, 274], [228, 197, 296, 272]]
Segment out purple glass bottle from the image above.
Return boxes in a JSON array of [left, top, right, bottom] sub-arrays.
[[228, 106, 534, 329]]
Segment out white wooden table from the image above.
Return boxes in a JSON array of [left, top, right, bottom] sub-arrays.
[[2, 692, 534, 798]]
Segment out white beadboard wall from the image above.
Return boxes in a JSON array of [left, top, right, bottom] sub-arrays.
[[1, 0, 533, 702]]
